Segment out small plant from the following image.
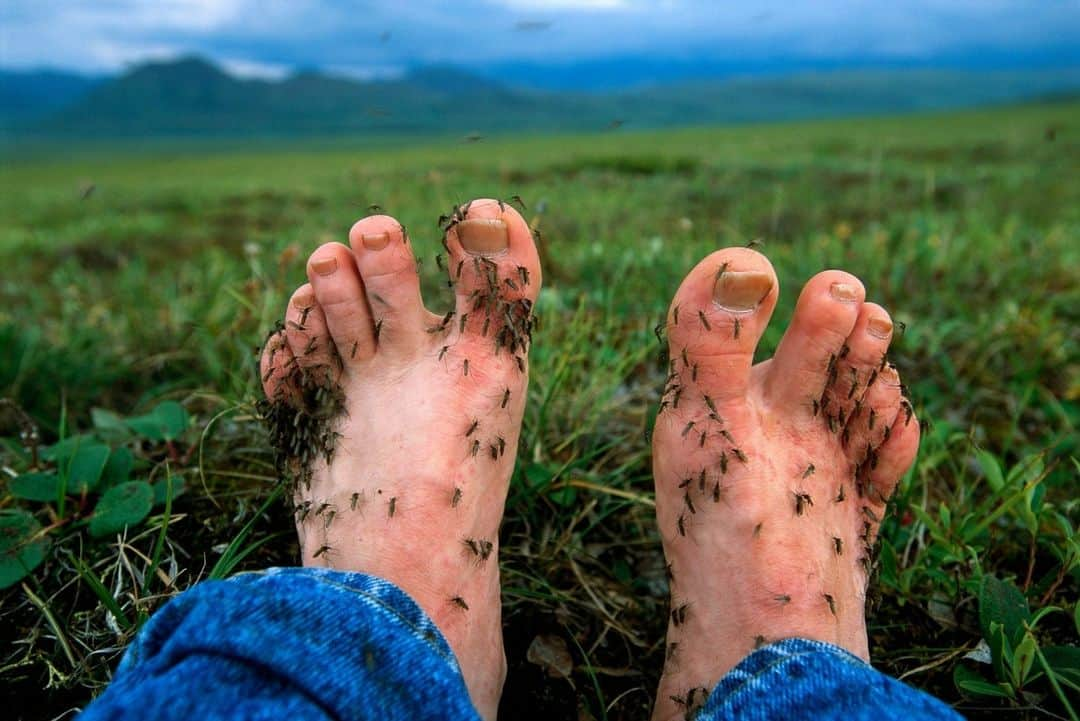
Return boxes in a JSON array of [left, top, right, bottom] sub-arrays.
[[954, 575, 1079, 720], [1, 400, 189, 589]]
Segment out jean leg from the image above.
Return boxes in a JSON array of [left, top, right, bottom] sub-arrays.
[[694, 638, 964, 721], [79, 567, 481, 721]]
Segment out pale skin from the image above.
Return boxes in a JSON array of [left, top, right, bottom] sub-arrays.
[[260, 201, 918, 721]]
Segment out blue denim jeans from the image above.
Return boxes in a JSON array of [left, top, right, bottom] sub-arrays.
[[80, 568, 962, 720]]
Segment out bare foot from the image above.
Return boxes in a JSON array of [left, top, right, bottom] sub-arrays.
[[651, 249, 920, 720], [258, 199, 541, 720]]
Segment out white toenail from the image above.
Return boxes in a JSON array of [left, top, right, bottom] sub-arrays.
[[362, 232, 389, 250], [829, 282, 859, 302], [311, 257, 338, 276], [868, 317, 892, 339]]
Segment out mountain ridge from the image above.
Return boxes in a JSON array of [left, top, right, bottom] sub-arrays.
[[3, 56, 1079, 139]]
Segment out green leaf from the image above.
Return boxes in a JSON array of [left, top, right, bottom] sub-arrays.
[[1075, 603, 1080, 636], [9, 472, 62, 502], [89, 481, 154, 538], [41, 434, 95, 462], [939, 501, 952, 528], [954, 665, 1013, 699], [126, 401, 189, 442], [1012, 633, 1038, 688], [1042, 646, 1080, 687], [152, 475, 185, 505], [976, 450, 1005, 492], [100, 447, 134, 489], [0, 510, 49, 589], [65, 442, 111, 494], [549, 485, 577, 507], [980, 575, 1031, 647], [91, 408, 132, 443], [989, 621, 1012, 685]]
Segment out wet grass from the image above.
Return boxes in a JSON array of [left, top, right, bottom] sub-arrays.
[[1, 101, 1078, 720]]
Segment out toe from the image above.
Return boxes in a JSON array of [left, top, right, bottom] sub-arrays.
[[306, 243, 377, 365], [285, 284, 337, 374], [664, 248, 777, 407], [863, 395, 920, 504], [837, 303, 895, 451], [442, 199, 542, 363], [259, 328, 296, 401], [347, 215, 428, 358], [763, 271, 865, 414]]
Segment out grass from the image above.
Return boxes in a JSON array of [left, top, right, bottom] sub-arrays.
[[1, 100, 1078, 720]]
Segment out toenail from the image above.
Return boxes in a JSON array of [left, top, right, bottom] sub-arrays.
[[713, 271, 773, 312], [293, 290, 315, 308], [867, 316, 893, 339], [362, 232, 390, 250], [458, 218, 508, 254], [311, 257, 338, 276], [829, 282, 859, 302]]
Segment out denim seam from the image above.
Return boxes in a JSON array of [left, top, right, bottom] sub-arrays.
[[241, 569, 459, 667], [718, 648, 841, 703]]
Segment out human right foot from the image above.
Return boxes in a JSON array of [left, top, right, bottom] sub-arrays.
[[651, 250, 920, 721], [258, 200, 541, 720]]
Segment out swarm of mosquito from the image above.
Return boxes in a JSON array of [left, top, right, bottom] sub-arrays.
[[255, 336, 345, 496]]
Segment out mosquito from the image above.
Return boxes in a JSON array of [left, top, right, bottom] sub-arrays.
[[802, 464, 816, 479], [698, 310, 711, 330], [388, 497, 397, 517], [466, 419, 479, 437], [501, 388, 510, 409], [833, 537, 843, 555], [794, 492, 813, 515]]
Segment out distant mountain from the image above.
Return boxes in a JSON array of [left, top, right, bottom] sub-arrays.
[[4, 56, 1079, 139], [0, 69, 103, 122]]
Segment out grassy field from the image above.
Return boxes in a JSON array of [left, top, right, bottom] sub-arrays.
[[1, 101, 1078, 720]]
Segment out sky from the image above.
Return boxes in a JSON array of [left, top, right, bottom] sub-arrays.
[[2, 0, 1078, 88]]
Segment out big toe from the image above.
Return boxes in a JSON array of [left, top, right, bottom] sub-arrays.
[[440, 199, 543, 371]]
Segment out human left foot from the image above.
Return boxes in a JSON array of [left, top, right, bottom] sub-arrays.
[[259, 199, 542, 720]]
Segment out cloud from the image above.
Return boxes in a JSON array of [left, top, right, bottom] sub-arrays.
[[0, 0, 1077, 75]]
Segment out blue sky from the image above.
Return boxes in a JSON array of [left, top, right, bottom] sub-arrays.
[[2, 0, 1078, 87]]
